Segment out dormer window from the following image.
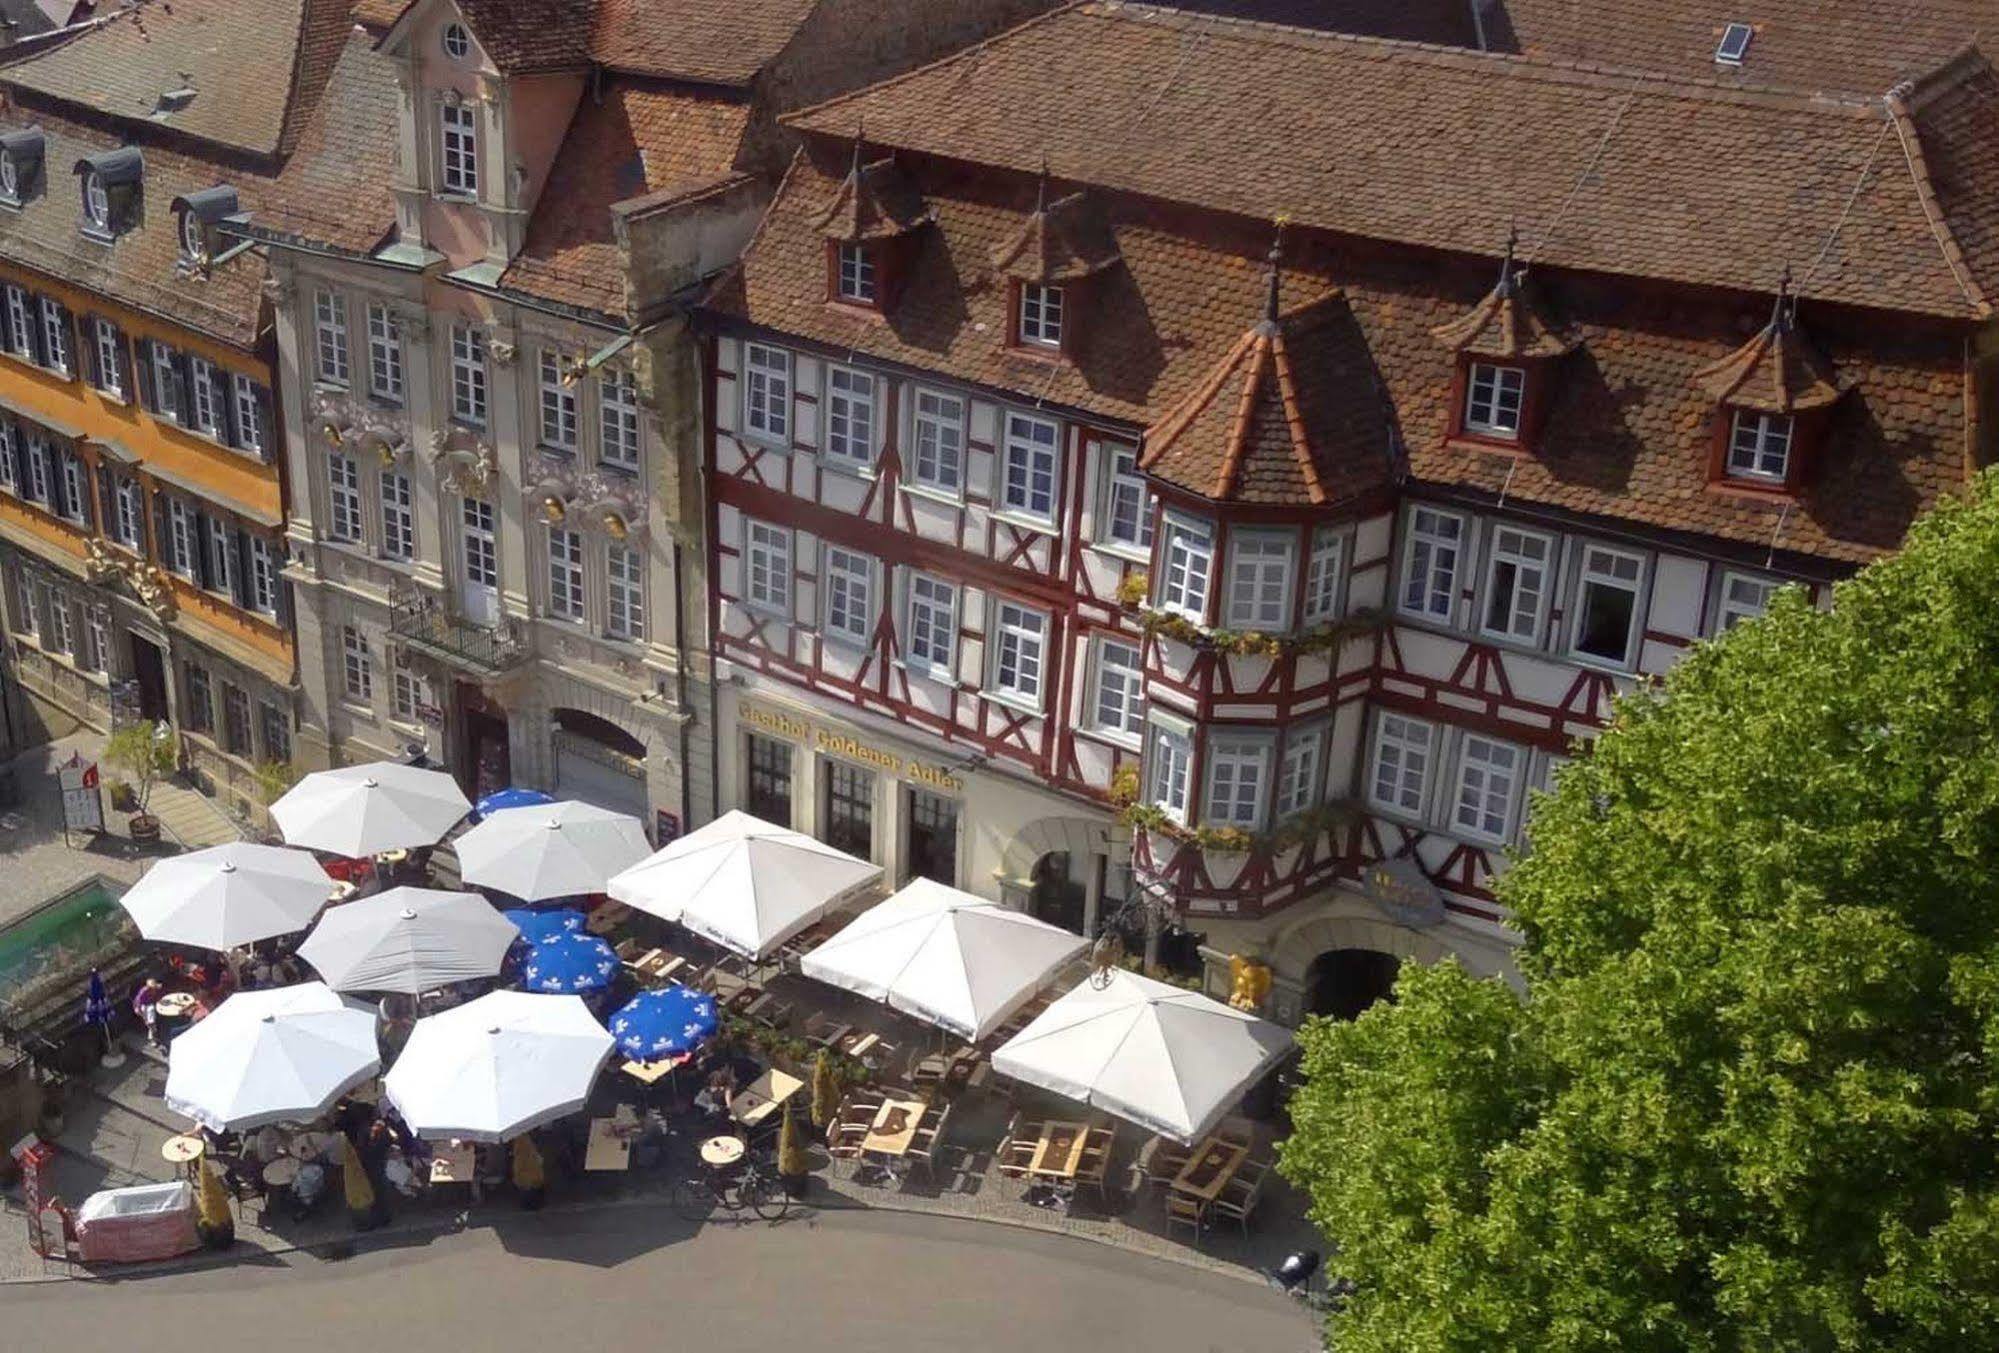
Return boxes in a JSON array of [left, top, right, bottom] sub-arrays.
[[0, 128, 43, 209], [833, 242, 876, 306], [813, 139, 930, 312], [83, 172, 109, 231], [1463, 361, 1525, 439], [179, 210, 205, 261], [0, 154, 16, 203], [1725, 410, 1792, 482], [72, 147, 141, 240], [172, 185, 238, 270], [439, 101, 478, 196], [1018, 283, 1063, 349], [441, 21, 472, 60]]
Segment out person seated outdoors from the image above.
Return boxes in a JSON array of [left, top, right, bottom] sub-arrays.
[[694, 1068, 739, 1123]]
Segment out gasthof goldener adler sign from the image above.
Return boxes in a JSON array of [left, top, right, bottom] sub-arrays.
[[1361, 855, 1447, 929]]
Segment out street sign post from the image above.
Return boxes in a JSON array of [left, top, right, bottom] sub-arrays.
[[58, 753, 104, 841]]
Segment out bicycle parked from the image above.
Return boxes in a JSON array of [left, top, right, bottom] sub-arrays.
[[673, 1143, 789, 1222]]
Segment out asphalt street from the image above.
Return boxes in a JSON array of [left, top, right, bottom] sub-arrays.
[[6, 1206, 1312, 1353]]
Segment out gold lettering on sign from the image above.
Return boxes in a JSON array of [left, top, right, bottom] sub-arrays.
[[737, 701, 962, 793]]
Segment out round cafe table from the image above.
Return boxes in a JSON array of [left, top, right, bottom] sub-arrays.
[[161, 1133, 205, 1178], [699, 1135, 745, 1168], [156, 992, 198, 1018], [262, 1156, 301, 1187]]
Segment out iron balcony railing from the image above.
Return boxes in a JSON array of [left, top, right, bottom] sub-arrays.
[[388, 593, 528, 676]]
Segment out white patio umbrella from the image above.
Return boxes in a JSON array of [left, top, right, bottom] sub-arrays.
[[454, 800, 652, 901], [991, 969, 1293, 1144], [297, 886, 520, 995], [384, 990, 614, 1142], [608, 809, 882, 958], [270, 761, 470, 857], [118, 842, 333, 950], [164, 982, 380, 1132], [801, 878, 1087, 1041]]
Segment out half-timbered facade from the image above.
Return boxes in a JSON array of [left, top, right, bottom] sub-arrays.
[[705, 3, 1999, 1020]]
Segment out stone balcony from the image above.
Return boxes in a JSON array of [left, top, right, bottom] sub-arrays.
[[388, 591, 529, 677]]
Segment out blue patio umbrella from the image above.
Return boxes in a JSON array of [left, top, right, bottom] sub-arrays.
[[84, 968, 121, 1063], [520, 932, 620, 994], [501, 908, 587, 944], [474, 787, 556, 822], [607, 984, 718, 1062]]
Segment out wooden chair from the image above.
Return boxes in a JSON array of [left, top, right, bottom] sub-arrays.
[[1165, 1190, 1207, 1243], [1208, 1161, 1269, 1240], [826, 1121, 867, 1176], [803, 1011, 848, 1047], [907, 1103, 952, 1183], [1130, 1135, 1190, 1199]]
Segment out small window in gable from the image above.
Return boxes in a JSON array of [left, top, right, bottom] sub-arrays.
[[1725, 410, 1792, 483], [1431, 232, 1576, 450], [0, 127, 43, 209], [441, 21, 473, 60], [1463, 362, 1525, 439], [172, 185, 239, 270], [1017, 283, 1063, 349], [72, 147, 142, 241], [1695, 277, 1841, 496], [832, 242, 877, 306]]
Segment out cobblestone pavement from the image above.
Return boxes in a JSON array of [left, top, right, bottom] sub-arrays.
[[0, 733, 168, 927]]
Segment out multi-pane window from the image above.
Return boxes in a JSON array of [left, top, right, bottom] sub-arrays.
[[164, 497, 197, 577], [907, 788, 959, 886], [742, 343, 789, 443], [150, 341, 182, 422], [598, 368, 640, 469], [248, 535, 279, 614], [1000, 412, 1059, 520], [56, 450, 86, 524], [184, 663, 213, 733], [835, 243, 875, 304], [187, 356, 222, 436], [81, 605, 108, 672], [1454, 735, 1521, 842], [1159, 517, 1214, 618], [1571, 543, 1645, 666], [379, 470, 412, 560], [822, 545, 874, 645], [1303, 529, 1345, 624], [1150, 725, 1192, 822], [1717, 571, 1778, 631], [313, 289, 349, 386], [822, 761, 875, 859], [41, 585, 71, 654], [231, 374, 264, 455], [1101, 444, 1153, 551], [205, 514, 236, 597], [1091, 639, 1143, 739], [1464, 362, 1524, 438], [38, 297, 68, 375], [111, 475, 141, 548], [1369, 713, 1434, 816], [327, 453, 362, 541], [260, 701, 291, 763], [911, 389, 964, 495], [91, 319, 123, 396], [1400, 506, 1464, 622], [366, 303, 403, 404], [1481, 526, 1552, 642], [1206, 738, 1269, 828], [1277, 728, 1323, 817], [4, 286, 30, 359], [392, 668, 429, 724], [0, 421, 14, 489], [9, 569, 34, 635], [1726, 410, 1792, 482], [606, 542, 644, 641], [824, 366, 876, 470], [745, 733, 794, 827], [341, 625, 371, 701], [547, 526, 584, 619], [538, 349, 577, 450], [22, 434, 48, 505], [990, 601, 1048, 705], [745, 519, 791, 614], [221, 683, 252, 757], [1225, 533, 1294, 629], [461, 498, 498, 587], [450, 324, 487, 426], [1019, 283, 1063, 347], [905, 574, 958, 675], [439, 101, 478, 195]]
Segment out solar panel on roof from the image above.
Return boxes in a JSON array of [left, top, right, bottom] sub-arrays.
[[1715, 22, 1754, 65]]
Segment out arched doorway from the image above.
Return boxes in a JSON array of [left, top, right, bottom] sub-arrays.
[[1027, 851, 1086, 935], [550, 707, 648, 818], [1304, 948, 1401, 1021]]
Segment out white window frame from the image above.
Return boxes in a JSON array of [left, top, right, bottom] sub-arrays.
[[341, 625, 371, 702], [598, 367, 640, 470], [835, 243, 876, 304], [606, 541, 644, 641], [22, 434, 48, 505], [1019, 283, 1063, 348], [82, 172, 109, 231], [1725, 410, 1793, 482], [546, 525, 584, 620], [313, 289, 349, 386], [1149, 722, 1193, 824], [1302, 528, 1346, 624], [1452, 734, 1523, 843], [37, 297, 67, 375], [1276, 726, 1324, 818], [366, 302, 403, 405], [904, 573, 958, 678], [0, 419, 14, 490], [741, 342, 790, 445], [231, 374, 263, 455], [1715, 570, 1778, 632], [327, 452, 362, 543], [439, 100, 479, 196], [1568, 542, 1647, 668], [205, 514, 235, 598], [441, 21, 471, 60], [150, 341, 181, 423], [1099, 443, 1153, 554], [1204, 736, 1271, 829], [91, 318, 123, 397], [379, 468, 413, 561], [248, 535, 278, 614], [1399, 505, 1466, 624], [537, 348, 577, 451], [1368, 712, 1435, 819], [450, 324, 487, 427], [82, 604, 109, 672], [460, 497, 498, 588], [1158, 514, 1214, 621], [1090, 637, 1144, 744], [4, 286, 30, 359], [1464, 361, 1525, 439], [999, 411, 1060, 523], [392, 668, 430, 724], [821, 544, 876, 646], [744, 519, 791, 617], [42, 584, 71, 655], [909, 387, 965, 497], [988, 600, 1049, 708], [1224, 531, 1295, 630], [111, 476, 141, 548], [187, 355, 222, 436], [823, 365, 877, 472], [56, 450, 85, 525], [165, 497, 197, 578], [1479, 524, 1554, 645]]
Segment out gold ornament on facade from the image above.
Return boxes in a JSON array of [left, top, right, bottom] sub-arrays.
[[602, 511, 627, 540], [1226, 954, 1272, 1013], [542, 495, 566, 522]]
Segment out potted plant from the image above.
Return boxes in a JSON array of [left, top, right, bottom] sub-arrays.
[[777, 1103, 811, 1196], [104, 721, 176, 843], [104, 778, 135, 812], [810, 1050, 839, 1130]]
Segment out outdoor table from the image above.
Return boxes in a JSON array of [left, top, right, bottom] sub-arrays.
[[161, 1134, 205, 1178], [1022, 1120, 1092, 1208], [808, 1020, 853, 1050], [262, 1156, 302, 1188], [730, 1068, 804, 1129], [625, 947, 666, 972], [585, 1117, 633, 1171], [857, 1098, 927, 1184], [429, 1143, 476, 1185], [1170, 1133, 1250, 1205], [840, 1031, 880, 1059], [621, 1055, 688, 1085], [700, 1135, 745, 1168], [156, 992, 198, 1018], [328, 881, 358, 905]]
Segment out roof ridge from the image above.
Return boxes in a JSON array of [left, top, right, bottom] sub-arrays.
[[1884, 81, 1993, 318], [1895, 39, 1992, 113], [1266, 330, 1325, 505], [1213, 331, 1271, 499]]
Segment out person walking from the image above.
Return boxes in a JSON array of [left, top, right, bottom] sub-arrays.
[[132, 977, 164, 1048]]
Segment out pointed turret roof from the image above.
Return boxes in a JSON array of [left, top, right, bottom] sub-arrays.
[[1693, 275, 1842, 412], [1432, 232, 1577, 360], [813, 137, 931, 243], [988, 170, 1121, 283]]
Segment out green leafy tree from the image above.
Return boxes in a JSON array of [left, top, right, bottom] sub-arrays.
[[1281, 475, 1999, 1351]]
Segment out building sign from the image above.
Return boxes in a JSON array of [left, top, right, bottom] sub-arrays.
[[738, 700, 964, 793], [655, 810, 681, 847], [58, 754, 103, 836], [1361, 855, 1446, 929]]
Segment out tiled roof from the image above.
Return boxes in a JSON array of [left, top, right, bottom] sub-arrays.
[[787, 2, 1993, 320], [498, 82, 753, 317], [352, 0, 401, 26], [1692, 296, 1844, 413], [1491, 0, 1999, 96], [988, 185, 1120, 284], [3, 0, 352, 161], [246, 29, 400, 258], [712, 148, 1968, 563], [1901, 47, 1999, 315], [813, 151, 932, 242], [1141, 284, 1398, 508], [1431, 250, 1577, 360]]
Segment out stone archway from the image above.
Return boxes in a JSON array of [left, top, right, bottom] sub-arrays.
[[994, 815, 1115, 928], [1265, 903, 1458, 985], [1303, 948, 1402, 1020]]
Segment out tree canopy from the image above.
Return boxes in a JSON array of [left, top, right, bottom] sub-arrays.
[[1280, 474, 1999, 1350]]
